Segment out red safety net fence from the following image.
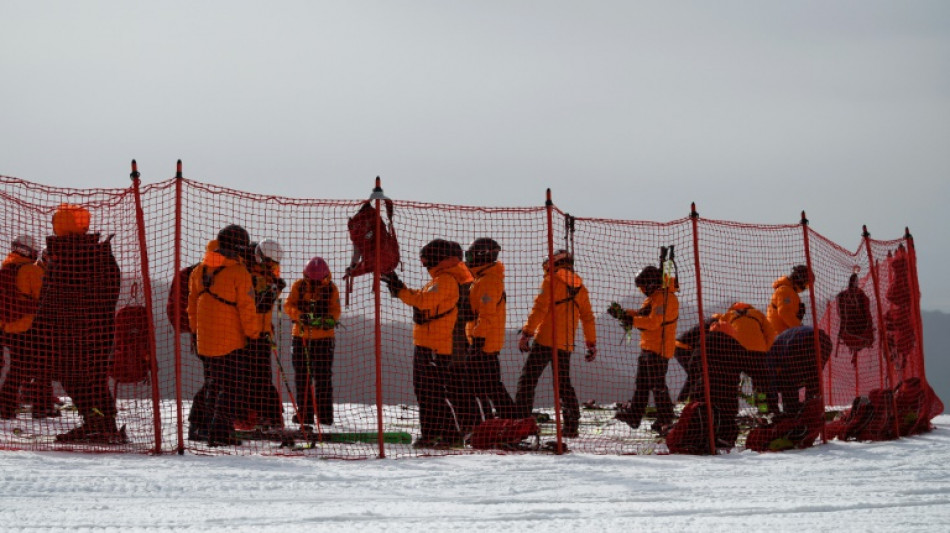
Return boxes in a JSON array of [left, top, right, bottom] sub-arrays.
[[0, 171, 942, 458]]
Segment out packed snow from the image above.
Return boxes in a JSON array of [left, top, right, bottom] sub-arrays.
[[1, 416, 948, 531]]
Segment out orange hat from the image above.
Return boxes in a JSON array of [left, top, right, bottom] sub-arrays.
[[52, 203, 91, 236]]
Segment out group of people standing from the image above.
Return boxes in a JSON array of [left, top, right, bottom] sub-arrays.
[[0, 206, 877, 451], [184, 224, 342, 447], [0, 204, 124, 444]]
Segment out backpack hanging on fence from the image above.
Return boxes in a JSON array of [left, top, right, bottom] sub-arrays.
[[469, 417, 540, 450], [343, 199, 400, 305], [166, 263, 197, 334], [836, 276, 874, 352], [0, 262, 37, 324], [112, 283, 152, 384]]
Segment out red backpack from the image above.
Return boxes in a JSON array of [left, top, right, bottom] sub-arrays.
[[112, 304, 152, 383], [111, 283, 153, 384], [166, 264, 197, 334], [469, 418, 540, 450], [343, 200, 400, 304], [746, 398, 824, 452]]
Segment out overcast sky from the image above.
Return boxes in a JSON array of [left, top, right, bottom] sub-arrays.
[[2, 1, 948, 310]]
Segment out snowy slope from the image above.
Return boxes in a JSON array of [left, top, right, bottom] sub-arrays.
[[1, 416, 948, 532]]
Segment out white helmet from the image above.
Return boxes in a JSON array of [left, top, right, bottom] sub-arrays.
[[12, 235, 39, 259], [255, 239, 284, 264]]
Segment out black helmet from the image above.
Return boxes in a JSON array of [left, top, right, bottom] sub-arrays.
[[790, 264, 813, 289], [420, 239, 454, 269], [542, 249, 574, 271], [217, 224, 250, 253], [447, 241, 464, 261], [635, 265, 662, 295], [465, 238, 501, 267]]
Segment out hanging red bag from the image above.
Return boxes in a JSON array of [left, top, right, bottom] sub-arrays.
[[111, 284, 152, 383]]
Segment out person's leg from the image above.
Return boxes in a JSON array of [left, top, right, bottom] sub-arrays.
[[556, 350, 580, 436], [513, 343, 552, 419]]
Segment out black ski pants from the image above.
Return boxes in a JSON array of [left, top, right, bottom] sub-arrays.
[[624, 350, 675, 428], [292, 337, 335, 426], [514, 343, 580, 432]]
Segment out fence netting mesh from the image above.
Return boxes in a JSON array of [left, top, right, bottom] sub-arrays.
[[0, 174, 942, 457]]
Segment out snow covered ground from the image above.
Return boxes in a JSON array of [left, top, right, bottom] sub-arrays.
[[1, 416, 948, 531]]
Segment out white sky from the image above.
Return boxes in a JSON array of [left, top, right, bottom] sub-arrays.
[[2, 1, 948, 310]]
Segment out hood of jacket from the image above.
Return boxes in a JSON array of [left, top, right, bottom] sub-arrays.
[[471, 261, 504, 281], [429, 256, 474, 285]]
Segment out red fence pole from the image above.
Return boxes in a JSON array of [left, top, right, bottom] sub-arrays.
[[372, 177, 386, 458], [800, 212, 827, 443], [689, 204, 716, 454], [173, 160, 184, 454], [904, 229, 927, 383], [545, 189, 564, 454], [130, 161, 164, 454]]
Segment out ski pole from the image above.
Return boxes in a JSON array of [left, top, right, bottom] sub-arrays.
[[269, 334, 312, 445]]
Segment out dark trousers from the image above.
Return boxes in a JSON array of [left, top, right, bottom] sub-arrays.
[[50, 332, 116, 423], [0, 331, 53, 417], [514, 343, 580, 432], [468, 350, 514, 420], [413, 347, 461, 441], [243, 337, 283, 424], [188, 355, 213, 431], [292, 337, 335, 426], [205, 350, 245, 440], [624, 350, 675, 427]]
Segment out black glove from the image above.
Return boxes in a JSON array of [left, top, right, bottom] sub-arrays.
[[607, 302, 625, 320], [256, 284, 280, 313], [381, 272, 405, 297], [469, 337, 486, 355], [797, 302, 806, 321]]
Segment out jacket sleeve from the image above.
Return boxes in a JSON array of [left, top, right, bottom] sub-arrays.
[[329, 282, 342, 321], [758, 310, 777, 347], [632, 293, 671, 331], [470, 277, 502, 339], [398, 275, 457, 313], [18, 263, 43, 300], [576, 285, 597, 344], [772, 286, 801, 329], [284, 280, 302, 322], [187, 265, 202, 333], [234, 267, 262, 340], [522, 276, 551, 335]]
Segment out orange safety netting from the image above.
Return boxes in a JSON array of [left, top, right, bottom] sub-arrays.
[[0, 171, 942, 457]]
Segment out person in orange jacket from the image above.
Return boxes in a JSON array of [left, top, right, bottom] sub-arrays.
[[382, 239, 475, 448], [0, 235, 52, 419], [514, 250, 597, 438], [235, 239, 287, 430], [34, 204, 123, 443], [610, 265, 679, 434], [767, 264, 812, 335], [710, 302, 776, 353], [187, 225, 262, 446], [284, 256, 341, 428], [463, 238, 514, 420]]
